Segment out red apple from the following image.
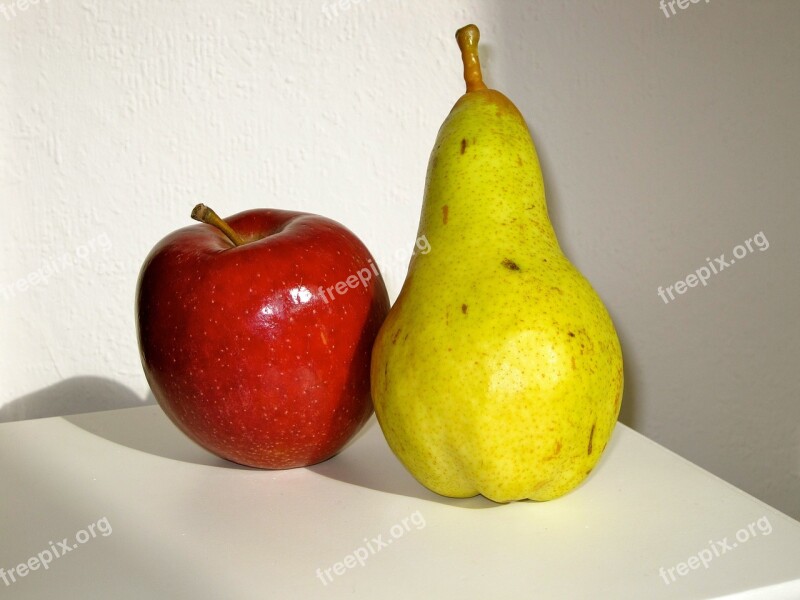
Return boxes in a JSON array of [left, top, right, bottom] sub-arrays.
[[136, 205, 389, 468]]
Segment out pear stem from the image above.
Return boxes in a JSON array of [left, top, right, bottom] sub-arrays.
[[191, 204, 245, 247], [456, 24, 488, 93]]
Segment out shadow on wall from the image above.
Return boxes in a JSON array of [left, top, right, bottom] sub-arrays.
[[614, 319, 638, 430], [0, 376, 153, 423]]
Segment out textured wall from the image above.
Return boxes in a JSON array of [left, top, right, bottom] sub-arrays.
[[1, 1, 798, 519]]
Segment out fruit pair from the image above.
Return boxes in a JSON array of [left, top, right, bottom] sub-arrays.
[[137, 25, 623, 504]]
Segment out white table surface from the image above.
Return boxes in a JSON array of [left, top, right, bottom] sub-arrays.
[[1, 405, 799, 599]]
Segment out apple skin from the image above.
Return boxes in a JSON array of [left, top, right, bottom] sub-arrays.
[[136, 209, 390, 469]]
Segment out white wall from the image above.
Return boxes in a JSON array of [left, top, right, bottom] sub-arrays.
[[1, 0, 798, 519]]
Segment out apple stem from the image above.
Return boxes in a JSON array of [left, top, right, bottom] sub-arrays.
[[456, 24, 488, 93], [191, 204, 246, 247]]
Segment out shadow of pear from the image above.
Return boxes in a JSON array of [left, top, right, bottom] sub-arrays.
[[309, 417, 498, 509]]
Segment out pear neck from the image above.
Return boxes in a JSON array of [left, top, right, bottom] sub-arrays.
[[456, 25, 488, 93]]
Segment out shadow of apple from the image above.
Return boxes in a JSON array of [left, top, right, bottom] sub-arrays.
[[0, 376, 151, 423], [63, 393, 256, 470]]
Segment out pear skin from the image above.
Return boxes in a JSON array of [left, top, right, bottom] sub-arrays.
[[370, 25, 623, 503]]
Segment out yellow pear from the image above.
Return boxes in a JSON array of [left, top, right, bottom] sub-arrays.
[[370, 24, 624, 503]]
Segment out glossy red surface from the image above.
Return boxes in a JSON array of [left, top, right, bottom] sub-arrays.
[[136, 209, 390, 468]]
